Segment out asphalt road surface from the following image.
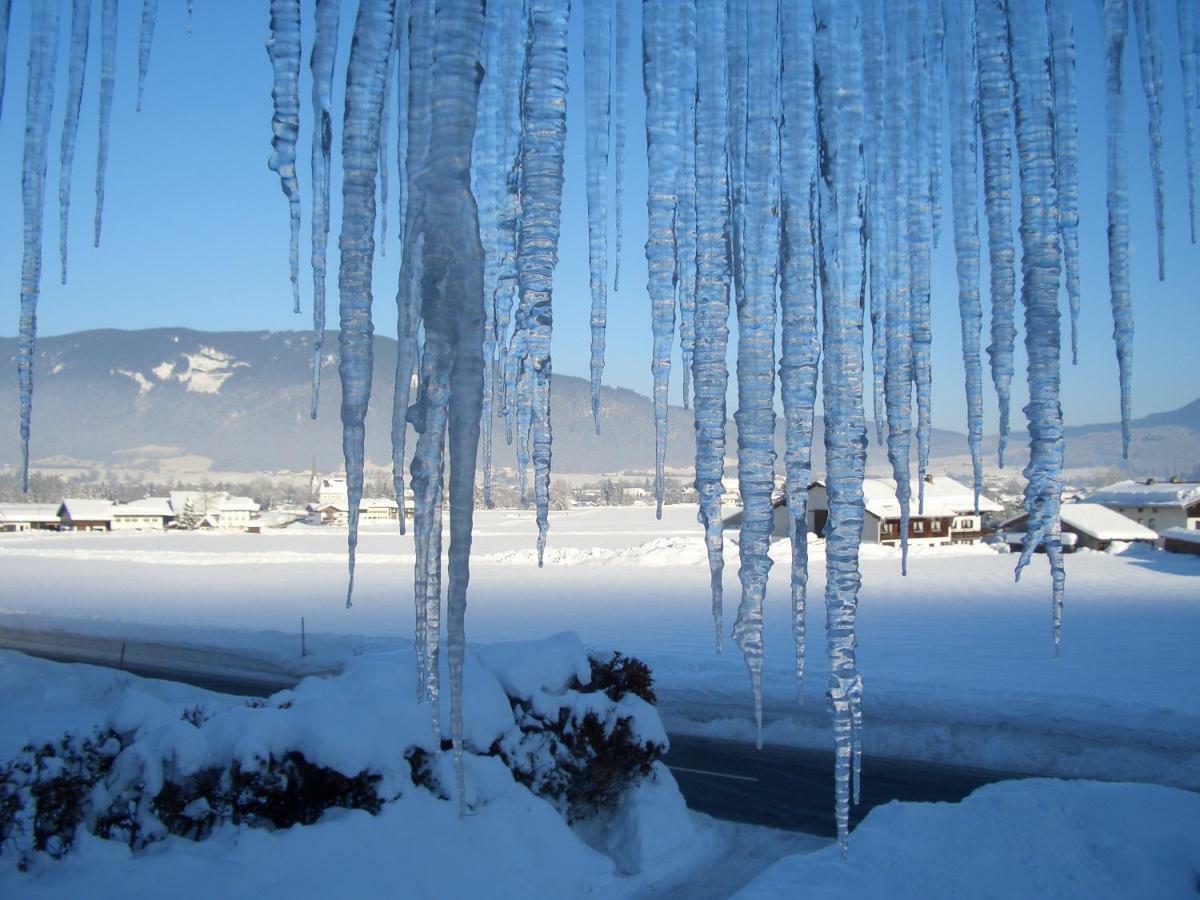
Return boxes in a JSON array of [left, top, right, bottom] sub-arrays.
[[1, 636, 1025, 836], [664, 734, 1024, 837]]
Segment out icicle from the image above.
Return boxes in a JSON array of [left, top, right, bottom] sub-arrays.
[[643, 0, 679, 518], [814, 0, 867, 854], [779, 0, 817, 699], [1132, 0, 1166, 280], [883, 0, 914, 575], [474, 0, 508, 504], [93, 0, 117, 248], [336, 0, 394, 608], [411, 0, 490, 797], [907, 0, 934, 514], [584, 0, 611, 431], [1048, 0, 1081, 365], [977, 0, 1017, 468], [612, 0, 627, 291], [266, 0, 302, 314], [726, 0, 748, 296], [1179, 0, 1199, 243], [692, 0, 731, 655], [945, 0, 983, 511], [431, 0, 487, 812], [1104, 0, 1134, 458], [511, 0, 569, 565], [475, 0, 523, 506], [928, 0, 944, 248], [394, 0, 433, 549], [863, 0, 886, 445], [17, 0, 63, 491], [377, 12, 400, 258], [186, 0, 192, 33], [136, 0, 157, 112], [1007, 0, 1065, 650], [730, 0, 779, 752], [308, 0, 341, 419], [675, 2, 698, 413], [58, 0, 92, 286], [0, 0, 11, 125]]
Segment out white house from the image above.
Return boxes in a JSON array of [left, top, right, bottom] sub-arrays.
[[111, 497, 175, 531], [0, 503, 61, 532], [1000, 503, 1158, 552], [203, 496, 260, 530], [1086, 479, 1200, 535]]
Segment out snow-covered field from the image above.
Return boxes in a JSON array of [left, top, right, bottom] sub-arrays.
[[2, 505, 1199, 786]]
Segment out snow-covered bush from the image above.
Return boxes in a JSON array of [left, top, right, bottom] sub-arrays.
[[0, 634, 667, 870]]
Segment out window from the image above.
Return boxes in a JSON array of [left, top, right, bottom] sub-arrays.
[[912, 520, 924, 534], [1148, 519, 1156, 529]]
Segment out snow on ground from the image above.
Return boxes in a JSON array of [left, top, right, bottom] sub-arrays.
[[2, 506, 1199, 786], [735, 779, 1200, 899]]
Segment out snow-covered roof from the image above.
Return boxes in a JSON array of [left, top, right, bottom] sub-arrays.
[[852, 475, 1003, 518], [0, 503, 61, 523], [59, 499, 114, 522], [362, 497, 399, 509], [1002, 503, 1158, 542], [1003, 531, 1080, 548], [113, 497, 174, 517], [217, 496, 260, 513], [1161, 527, 1200, 546], [1087, 480, 1200, 509]]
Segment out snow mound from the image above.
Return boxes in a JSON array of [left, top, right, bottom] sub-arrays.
[[735, 778, 1200, 899]]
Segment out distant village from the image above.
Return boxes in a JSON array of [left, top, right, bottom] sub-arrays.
[[0, 470, 1197, 558]]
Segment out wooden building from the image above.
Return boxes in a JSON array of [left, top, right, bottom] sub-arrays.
[[57, 499, 114, 532], [1161, 527, 1200, 556], [0, 503, 62, 532]]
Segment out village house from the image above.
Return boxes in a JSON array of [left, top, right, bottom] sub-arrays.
[[809, 475, 1003, 546], [169, 491, 260, 530], [308, 473, 411, 525], [1086, 479, 1200, 535], [724, 475, 1002, 545], [0, 503, 62, 532], [111, 497, 175, 531], [1161, 527, 1200, 556], [57, 499, 115, 531], [1000, 502, 1158, 553]]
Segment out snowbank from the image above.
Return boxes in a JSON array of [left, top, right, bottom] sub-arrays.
[[735, 779, 1200, 899]]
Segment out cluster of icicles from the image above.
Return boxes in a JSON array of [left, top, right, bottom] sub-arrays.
[[7, 0, 1197, 853]]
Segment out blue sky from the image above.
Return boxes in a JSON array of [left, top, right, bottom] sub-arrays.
[[0, 0, 1197, 434]]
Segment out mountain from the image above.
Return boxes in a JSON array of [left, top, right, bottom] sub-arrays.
[[0, 329, 1195, 480]]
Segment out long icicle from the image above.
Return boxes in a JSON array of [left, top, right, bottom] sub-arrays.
[[1132, 0, 1166, 281], [58, 0, 93, 285], [945, 0, 984, 511], [779, 0, 818, 699], [337, 0, 394, 609], [514, 0, 570, 565], [377, 12, 400, 257], [584, 0, 611, 431], [136, 0, 157, 112], [731, 0, 780, 751], [1008, 0, 1066, 651], [1104, 0, 1134, 458], [675, 1, 698, 413], [0, 0, 11, 125], [977, 0, 1017, 468], [267, 0, 303, 314], [814, 0, 867, 854], [1048, 0, 1081, 364], [643, 0, 679, 518], [429, 0, 487, 813], [908, 0, 933, 514], [612, 0, 627, 291], [692, 0, 731, 654], [863, 0, 886, 445], [18, 0, 63, 491], [1179, 0, 1199, 243], [309, 0, 341, 418], [93, 0, 117, 248], [883, 0, 914, 575]]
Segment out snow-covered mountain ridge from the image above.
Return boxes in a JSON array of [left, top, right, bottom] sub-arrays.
[[0, 328, 1194, 477]]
